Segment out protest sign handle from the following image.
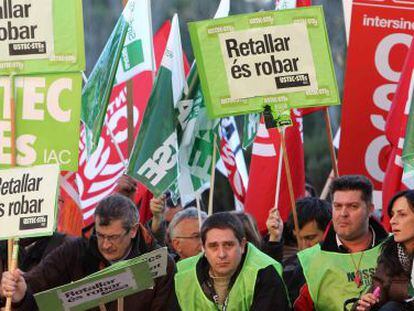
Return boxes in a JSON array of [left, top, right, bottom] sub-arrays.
[[117, 297, 124, 311], [208, 134, 217, 216], [323, 108, 339, 178], [5, 239, 19, 311], [274, 135, 284, 210], [7, 240, 12, 273], [279, 128, 301, 249], [10, 75, 16, 166], [6, 74, 17, 311]]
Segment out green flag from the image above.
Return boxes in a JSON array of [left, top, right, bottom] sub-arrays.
[[81, 14, 128, 155], [127, 15, 186, 197], [176, 81, 219, 204], [242, 113, 260, 149]]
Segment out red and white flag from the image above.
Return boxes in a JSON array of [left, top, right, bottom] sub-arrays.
[[382, 40, 414, 230], [218, 117, 248, 210], [245, 111, 305, 233]]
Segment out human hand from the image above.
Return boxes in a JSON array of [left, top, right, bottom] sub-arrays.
[[356, 293, 379, 311], [115, 174, 137, 199], [266, 208, 283, 242], [1, 269, 27, 303], [150, 195, 166, 221]]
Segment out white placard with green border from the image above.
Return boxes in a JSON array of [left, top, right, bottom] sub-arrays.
[[34, 260, 154, 311], [0, 163, 59, 240], [188, 6, 339, 118], [0, 72, 82, 171], [0, 0, 85, 75]]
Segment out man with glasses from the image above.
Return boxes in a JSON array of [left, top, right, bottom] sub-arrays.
[[168, 207, 207, 261], [1, 194, 175, 310]]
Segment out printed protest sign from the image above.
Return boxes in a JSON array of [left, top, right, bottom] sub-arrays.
[[35, 260, 153, 311], [0, 164, 59, 240], [0, 0, 85, 75], [132, 247, 168, 278], [188, 6, 339, 118], [338, 0, 414, 207], [0, 72, 82, 171]]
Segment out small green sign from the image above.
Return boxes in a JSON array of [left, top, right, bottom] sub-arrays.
[[188, 6, 339, 118], [0, 0, 85, 75], [0, 72, 82, 171], [34, 260, 153, 311], [121, 40, 144, 71]]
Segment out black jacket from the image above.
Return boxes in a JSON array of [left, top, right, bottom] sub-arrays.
[[13, 224, 175, 311]]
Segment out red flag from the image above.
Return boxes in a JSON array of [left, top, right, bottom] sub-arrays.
[[245, 111, 305, 234], [382, 40, 414, 230], [297, 0, 311, 7], [60, 21, 189, 227], [338, 0, 414, 209]]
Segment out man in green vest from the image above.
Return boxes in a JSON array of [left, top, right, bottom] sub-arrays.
[[170, 212, 290, 310], [294, 175, 388, 311]]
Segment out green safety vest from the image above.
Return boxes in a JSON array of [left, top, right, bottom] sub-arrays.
[[298, 243, 382, 311], [175, 243, 283, 311]]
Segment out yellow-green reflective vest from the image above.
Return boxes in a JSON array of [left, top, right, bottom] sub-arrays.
[[298, 243, 382, 311], [175, 243, 283, 311]]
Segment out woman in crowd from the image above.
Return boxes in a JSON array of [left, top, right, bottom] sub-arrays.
[[357, 190, 414, 311]]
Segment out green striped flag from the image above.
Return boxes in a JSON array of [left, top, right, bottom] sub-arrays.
[[81, 0, 154, 155], [127, 15, 187, 197]]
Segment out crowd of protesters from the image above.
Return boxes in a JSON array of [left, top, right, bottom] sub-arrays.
[[1, 174, 413, 310]]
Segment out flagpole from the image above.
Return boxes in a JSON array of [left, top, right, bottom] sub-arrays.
[[208, 134, 217, 216], [320, 169, 335, 200], [147, 0, 156, 81], [279, 127, 301, 249], [126, 79, 134, 156], [116, 6, 128, 311], [323, 108, 339, 177], [196, 193, 203, 230]]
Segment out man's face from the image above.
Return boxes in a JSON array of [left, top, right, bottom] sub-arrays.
[[332, 190, 373, 242], [95, 217, 137, 262], [171, 218, 202, 259], [296, 220, 325, 250], [203, 228, 246, 278]]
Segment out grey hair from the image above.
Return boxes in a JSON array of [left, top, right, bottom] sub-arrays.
[[94, 194, 139, 230], [168, 207, 207, 239]]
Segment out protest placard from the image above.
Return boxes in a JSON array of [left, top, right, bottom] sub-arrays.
[[188, 6, 339, 118], [34, 248, 169, 310], [34, 260, 153, 311], [0, 72, 82, 171], [0, 164, 59, 240], [0, 0, 85, 75]]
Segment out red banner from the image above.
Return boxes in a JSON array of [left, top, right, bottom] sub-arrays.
[[245, 111, 305, 234], [338, 0, 414, 208], [382, 40, 414, 229]]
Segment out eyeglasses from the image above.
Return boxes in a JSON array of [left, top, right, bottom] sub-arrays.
[[174, 234, 201, 240], [95, 230, 129, 243]]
